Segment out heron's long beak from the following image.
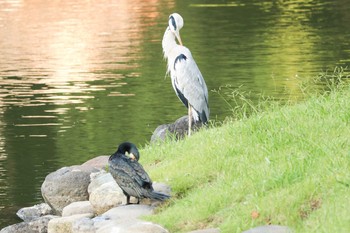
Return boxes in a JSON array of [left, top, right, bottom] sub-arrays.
[[175, 32, 183, 46]]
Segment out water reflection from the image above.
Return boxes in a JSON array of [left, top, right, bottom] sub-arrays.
[[0, 0, 173, 228], [0, 0, 349, 229], [0, 0, 140, 105]]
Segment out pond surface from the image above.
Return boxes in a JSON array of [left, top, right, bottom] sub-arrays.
[[0, 0, 349, 228]]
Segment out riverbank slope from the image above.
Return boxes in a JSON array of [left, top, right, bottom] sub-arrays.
[[141, 82, 350, 233]]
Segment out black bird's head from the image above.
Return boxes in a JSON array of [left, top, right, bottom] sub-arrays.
[[116, 142, 140, 161]]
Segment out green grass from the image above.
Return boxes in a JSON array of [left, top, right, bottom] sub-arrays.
[[140, 75, 350, 233]]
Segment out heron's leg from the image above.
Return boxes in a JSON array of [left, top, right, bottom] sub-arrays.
[[188, 104, 192, 136]]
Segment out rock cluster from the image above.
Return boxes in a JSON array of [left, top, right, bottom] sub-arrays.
[[0, 156, 172, 233]]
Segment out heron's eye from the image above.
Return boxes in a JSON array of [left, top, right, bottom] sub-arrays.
[[169, 15, 177, 31]]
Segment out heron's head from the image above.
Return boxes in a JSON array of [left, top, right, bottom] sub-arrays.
[[116, 142, 140, 161], [168, 13, 184, 46]]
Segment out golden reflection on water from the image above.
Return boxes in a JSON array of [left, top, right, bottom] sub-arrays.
[[0, 0, 150, 107], [2, 0, 180, 228]]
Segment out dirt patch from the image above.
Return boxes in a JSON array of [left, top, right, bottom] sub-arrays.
[[299, 198, 322, 220]]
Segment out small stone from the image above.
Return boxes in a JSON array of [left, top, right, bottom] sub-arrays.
[[62, 201, 94, 217], [95, 220, 169, 233], [187, 228, 220, 233], [120, 221, 169, 233], [81, 156, 109, 170], [153, 182, 171, 196], [0, 222, 33, 233], [72, 217, 95, 233], [137, 182, 171, 206], [94, 204, 167, 232], [0, 215, 58, 233], [242, 225, 293, 233], [28, 215, 59, 233], [48, 213, 93, 233], [16, 203, 53, 221], [102, 204, 154, 221]]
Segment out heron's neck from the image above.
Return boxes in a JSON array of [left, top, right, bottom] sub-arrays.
[[162, 27, 177, 59]]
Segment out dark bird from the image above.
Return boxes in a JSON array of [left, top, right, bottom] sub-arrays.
[[108, 142, 170, 204], [162, 13, 209, 136]]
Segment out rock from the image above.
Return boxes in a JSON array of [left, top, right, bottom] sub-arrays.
[[0, 222, 33, 233], [95, 205, 168, 233], [93, 204, 168, 233], [115, 221, 169, 233], [28, 215, 59, 233], [41, 165, 99, 214], [101, 204, 154, 220], [71, 217, 95, 233], [47, 213, 93, 233], [242, 225, 293, 233], [87, 170, 114, 193], [16, 203, 53, 221], [153, 182, 171, 196], [0, 215, 58, 233], [151, 115, 204, 142], [81, 156, 109, 170], [95, 220, 169, 233], [151, 124, 171, 142], [88, 171, 125, 215], [135, 182, 171, 206], [62, 201, 94, 217], [187, 228, 220, 233]]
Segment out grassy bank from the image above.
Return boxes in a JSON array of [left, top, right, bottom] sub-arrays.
[[141, 80, 350, 232]]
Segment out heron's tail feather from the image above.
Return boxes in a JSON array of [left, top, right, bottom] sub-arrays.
[[199, 110, 208, 124], [147, 191, 171, 201]]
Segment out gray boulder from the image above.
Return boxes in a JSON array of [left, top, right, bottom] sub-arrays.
[[0, 222, 33, 233], [111, 221, 169, 233], [62, 201, 94, 217], [0, 215, 58, 233], [81, 156, 109, 170], [101, 204, 154, 220], [93, 205, 168, 233], [72, 217, 95, 233], [88, 171, 125, 215], [151, 116, 204, 142], [28, 215, 58, 233], [47, 213, 93, 233], [188, 229, 220, 233], [16, 203, 53, 222], [242, 225, 293, 233], [41, 165, 99, 215], [135, 182, 172, 206]]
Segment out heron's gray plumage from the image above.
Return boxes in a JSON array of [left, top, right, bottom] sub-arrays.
[[162, 13, 209, 124]]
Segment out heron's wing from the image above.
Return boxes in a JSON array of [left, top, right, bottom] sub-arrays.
[[172, 48, 209, 122]]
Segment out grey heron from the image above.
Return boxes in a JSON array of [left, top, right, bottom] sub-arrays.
[[108, 142, 170, 204], [162, 13, 209, 136]]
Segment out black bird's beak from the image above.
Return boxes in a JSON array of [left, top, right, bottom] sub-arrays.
[[129, 153, 136, 161]]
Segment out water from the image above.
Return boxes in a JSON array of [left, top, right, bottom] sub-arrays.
[[0, 0, 349, 228]]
